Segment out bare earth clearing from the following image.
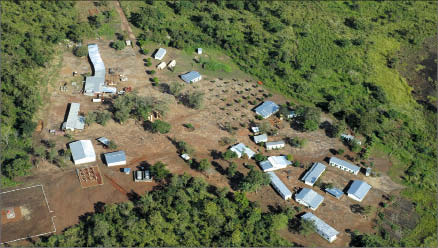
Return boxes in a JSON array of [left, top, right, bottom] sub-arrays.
[[5, 2, 405, 246]]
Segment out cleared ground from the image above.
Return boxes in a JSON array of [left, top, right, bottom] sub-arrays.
[[0, 185, 55, 244]]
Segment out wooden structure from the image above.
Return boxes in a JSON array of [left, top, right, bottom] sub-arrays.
[[76, 166, 103, 188], [147, 111, 161, 122]]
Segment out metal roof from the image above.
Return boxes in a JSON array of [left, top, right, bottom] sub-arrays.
[[266, 140, 285, 147], [65, 103, 84, 130], [69, 140, 96, 161], [104, 151, 126, 164], [181, 71, 201, 83], [267, 171, 292, 199], [254, 133, 268, 143], [254, 101, 279, 118], [268, 156, 292, 167], [85, 44, 105, 95], [230, 143, 256, 158], [251, 126, 260, 133], [123, 168, 131, 173], [295, 188, 324, 210], [301, 212, 339, 239], [259, 160, 274, 171], [302, 162, 326, 185], [329, 157, 360, 174], [347, 180, 371, 201], [325, 187, 344, 199], [102, 86, 117, 93], [97, 137, 110, 146], [154, 48, 166, 60]]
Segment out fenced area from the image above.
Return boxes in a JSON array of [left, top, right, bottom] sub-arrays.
[[0, 185, 55, 244], [76, 166, 104, 188]]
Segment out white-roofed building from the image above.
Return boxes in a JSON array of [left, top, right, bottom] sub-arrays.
[[104, 151, 126, 167], [154, 48, 166, 60], [259, 156, 292, 172], [180, 71, 202, 83], [84, 44, 105, 96], [251, 126, 260, 134], [267, 172, 292, 200], [229, 143, 255, 159], [62, 103, 85, 131], [69, 140, 96, 165], [197, 48, 202, 54], [329, 157, 360, 175], [168, 60, 176, 68], [266, 140, 285, 150], [295, 188, 324, 210], [254, 101, 279, 119], [347, 180, 372, 202], [157, 62, 166, 70], [301, 162, 326, 186], [253, 133, 268, 144], [301, 212, 339, 243]]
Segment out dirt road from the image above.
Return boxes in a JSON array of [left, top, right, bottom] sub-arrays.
[[114, 1, 137, 47]]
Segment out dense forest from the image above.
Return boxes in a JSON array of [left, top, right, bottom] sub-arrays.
[[120, 1, 437, 246], [1, 1, 91, 186], [37, 174, 294, 247]]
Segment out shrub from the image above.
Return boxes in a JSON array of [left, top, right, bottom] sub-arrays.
[[183, 123, 195, 131], [254, 153, 267, 162], [146, 120, 171, 134], [107, 140, 117, 150], [73, 46, 88, 57], [111, 40, 126, 50], [223, 150, 238, 160], [152, 77, 159, 83], [149, 70, 156, 75], [197, 159, 211, 172], [337, 148, 345, 155], [150, 161, 170, 181]]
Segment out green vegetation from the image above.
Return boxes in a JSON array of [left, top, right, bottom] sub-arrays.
[[254, 153, 267, 162], [147, 120, 171, 134], [107, 140, 118, 150], [238, 168, 271, 193], [199, 58, 232, 72], [175, 140, 194, 155], [85, 111, 111, 126], [183, 123, 195, 131], [113, 93, 168, 124], [222, 150, 238, 161], [38, 174, 291, 247], [286, 137, 307, 148], [179, 91, 204, 109], [149, 161, 170, 182], [1, 1, 87, 186], [196, 159, 211, 172], [111, 40, 126, 50], [73, 46, 88, 57]]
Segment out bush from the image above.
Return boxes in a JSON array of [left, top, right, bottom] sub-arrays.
[[197, 159, 211, 172], [337, 148, 345, 155], [255, 115, 263, 120], [152, 77, 159, 83], [149, 70, 156, 75], [150, 161, 170, 181], [227, 162, 238, 178], [95, 111, 111, 126], [146, 120, 171, 134], [111, 40, 126, 50], [107, 140, 117, 149], [179, 91, 204, 109], [254, 153, 267, 162], [73, 46, 88, 57], [183, 123, 195, 131], [218, 137, 236, 146], [223, 150, 238, 160]]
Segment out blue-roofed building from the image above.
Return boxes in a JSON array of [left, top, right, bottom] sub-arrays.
[[84, 44, 105, 96], [295, 188, 324, 210], [254, 101, 280, 119], [104, 151, 126, 167], [325, 187, 344, 199], [229, 143, 255, 159], [301, 162, 326, 186], [154, 48, 166, 60], [347, 180, 372, 202], [301, 212, 339, 243], [122, 168, 131, 175], [267, 172, 292, 200], [97, 137, 110, 146], [253, 133, 268, 144], [329, 157, 360, 175], [180, 71, 202, 83], [287, 110, 297, 119]]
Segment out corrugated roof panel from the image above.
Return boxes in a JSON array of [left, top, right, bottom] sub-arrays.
[[296, 188, 324, 210], [302, 212, 339, 239], [267, 171, 292, 199], [104, 151, 126, 164], [329, 157, 360, 174], [268, 156, 292, 167], [266, 140, 285, 147], [302, 162, 326, 185], [254, 133, 268, 143], [181, 71, 201, 83], [254, 101, 279, 118], [325, 187, 344, 199], [347, 180, 371, 201], [69, 140, 95, 161]]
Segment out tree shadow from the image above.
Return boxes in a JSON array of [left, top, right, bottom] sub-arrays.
[[210, 149, 222, 160], [127, 190, 141, 203], [211, 161, 225, 175], [229, 171, 244, 190], [94, 201, 106, 213]]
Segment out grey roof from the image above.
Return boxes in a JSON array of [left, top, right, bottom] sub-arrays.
[[268, 156, 292, 167], [69, 140, 95, 162], [266, 140, 285, 147], [181, 71, 201, 83], [267, 172, 292, 199], [302, 162, 326, 185], [251, 126, 260, 133], [102, 86, 117, 93], [259, 160, 274, 171], [301, 212, 339, 239], [347, 180, 371, 201], [254, 101, 279, 118], [329, 157, 360, 174], [296, 188, 324, 210], [230, 143, 256, 158], [65, 103, 84, 130], [97, 137, 109, 146], [254, 133, 268, 143], [325, 187, 344, 199], [154, 48, 166, 59], [104, 151, 126, 164], [84, 44, 105, 95]]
